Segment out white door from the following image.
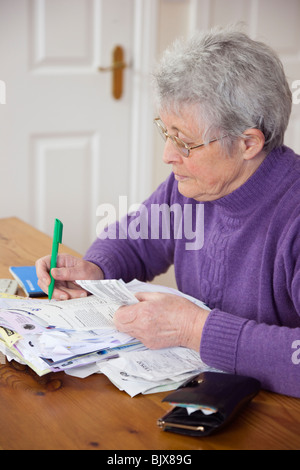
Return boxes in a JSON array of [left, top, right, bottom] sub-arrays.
[[0, 0, 157, 254]]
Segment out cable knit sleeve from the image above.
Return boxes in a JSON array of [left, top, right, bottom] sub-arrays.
[[84, 174, 178, 282], [200, 211, 300, 398], [200, 310, 300, 397]]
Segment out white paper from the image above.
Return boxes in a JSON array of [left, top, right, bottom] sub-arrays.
[[0, 279, 217, 393], [0, 279, 139, 331], [99, 347, 210, 382], [76, 279, 139, 306], [125, 279, 210, 311], [0, 287, 140, 375], [97, 346, 222, 397], [0, 309, 45, 335]]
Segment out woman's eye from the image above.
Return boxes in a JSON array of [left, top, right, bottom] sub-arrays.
[[178, 136, 193, 146]]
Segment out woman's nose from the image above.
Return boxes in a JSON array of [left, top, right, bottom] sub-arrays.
[[162, 139, 183, 165]]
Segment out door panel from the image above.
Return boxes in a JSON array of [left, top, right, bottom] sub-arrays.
[[0, 0, 142, 254]]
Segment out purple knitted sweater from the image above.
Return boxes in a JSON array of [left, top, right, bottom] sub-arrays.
[[84, 146, 300, 398]]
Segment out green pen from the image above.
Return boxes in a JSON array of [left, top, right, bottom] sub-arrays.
[[48, 218, 63, 301]]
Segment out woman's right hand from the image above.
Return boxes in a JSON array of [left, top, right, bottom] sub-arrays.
[[35, 254, 104, 300]]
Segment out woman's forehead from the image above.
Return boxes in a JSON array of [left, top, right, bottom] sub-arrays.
[[159, 106, 204, 137]]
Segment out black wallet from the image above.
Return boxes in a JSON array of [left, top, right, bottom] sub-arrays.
[[157, 371, 261, 437]]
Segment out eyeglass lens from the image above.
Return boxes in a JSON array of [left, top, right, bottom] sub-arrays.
[[155, 120, 189, 158]]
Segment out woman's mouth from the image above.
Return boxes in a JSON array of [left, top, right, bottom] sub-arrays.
[[174, 173, 188, 182]]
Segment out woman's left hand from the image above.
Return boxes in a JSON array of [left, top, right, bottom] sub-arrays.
[[114, 292, 210, 351]]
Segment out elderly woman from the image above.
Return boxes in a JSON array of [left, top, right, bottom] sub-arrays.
[[36, 28, 300, 398]]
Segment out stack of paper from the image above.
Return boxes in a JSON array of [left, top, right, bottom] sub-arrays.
[[0, 280, 144, 376], [0, 279, 220, 396], [97, 346, 221, 397]]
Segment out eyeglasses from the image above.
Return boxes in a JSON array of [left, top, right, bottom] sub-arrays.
[[154, 118, 228, 158]]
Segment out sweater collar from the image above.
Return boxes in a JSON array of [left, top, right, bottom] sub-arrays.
[[209, 146, 294, 214]]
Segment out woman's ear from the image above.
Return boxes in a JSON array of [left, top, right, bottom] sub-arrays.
[[241, 128, 265, 160]]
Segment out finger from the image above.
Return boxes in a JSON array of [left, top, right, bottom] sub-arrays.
[[37, 279, 69, 300], [134, 291, 162, 302], [46, 284, 85, 301], [35, 257, 51, 285], [57, 286, 88, 300], [51, 265, 83, 281], [114, 305, 138, 325], [56, 254, 77, 269], [50, 287, 70, 301], [37, 278, 50, 295]]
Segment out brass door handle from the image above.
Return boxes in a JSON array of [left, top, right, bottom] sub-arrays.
[[98, 46, 127, 100], [98, 62, 127, 72]]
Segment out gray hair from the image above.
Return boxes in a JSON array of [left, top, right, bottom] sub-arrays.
[[153, 27, 292, 154]]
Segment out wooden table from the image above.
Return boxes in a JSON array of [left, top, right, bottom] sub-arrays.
[[0, 217, 299, 451]]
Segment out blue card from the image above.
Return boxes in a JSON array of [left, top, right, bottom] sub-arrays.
[[9, 265, 45, 297]]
